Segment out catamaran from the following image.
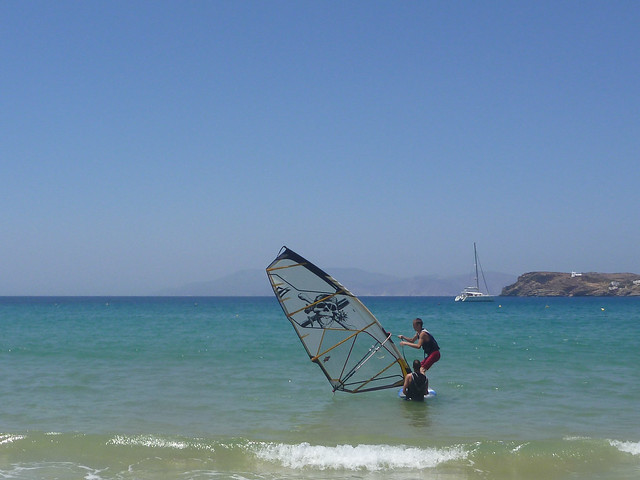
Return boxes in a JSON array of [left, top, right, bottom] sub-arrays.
[[455, 243, 494, 302]]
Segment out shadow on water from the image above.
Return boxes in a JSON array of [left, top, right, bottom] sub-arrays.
[[398, 396, 433, 429]]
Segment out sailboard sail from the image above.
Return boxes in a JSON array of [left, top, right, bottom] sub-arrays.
[[266, 247, 409, 393]]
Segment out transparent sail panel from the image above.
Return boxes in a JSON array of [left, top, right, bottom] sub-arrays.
[[266, 247, 408, 393]]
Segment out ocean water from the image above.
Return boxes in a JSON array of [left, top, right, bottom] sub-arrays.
[[1, 296, 639, 479]]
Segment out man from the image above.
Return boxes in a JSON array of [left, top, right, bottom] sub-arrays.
[[398, 317, 441, 374], [403, 359, 428, 401]]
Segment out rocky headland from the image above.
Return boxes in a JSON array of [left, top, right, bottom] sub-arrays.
[[501, 272, 640, 296]]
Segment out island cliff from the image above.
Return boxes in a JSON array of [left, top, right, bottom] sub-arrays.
[[501, 272, 640, 297]]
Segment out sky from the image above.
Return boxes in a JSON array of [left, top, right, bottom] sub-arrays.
[[2, 1, 639, 295]]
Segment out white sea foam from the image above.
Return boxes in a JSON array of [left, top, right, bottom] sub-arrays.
[[0, 462, 107, 480], [107, 435, 214, 452], [0, 434, 25, 445], [251, 442, 467, 471], [79, 465, 107, 480], [609, 440, 640, 456], [511, 442, 529, 453]]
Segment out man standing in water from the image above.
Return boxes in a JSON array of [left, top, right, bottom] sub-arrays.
[[403, 359, 428, 401], [398, 318, 441, 374]]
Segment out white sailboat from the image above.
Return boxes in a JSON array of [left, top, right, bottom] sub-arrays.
[[455, 243, 494, 302]]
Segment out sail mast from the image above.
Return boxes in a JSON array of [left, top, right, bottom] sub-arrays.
[[266, 247, 409, 393], [455, 243, 494, 302], [474, 242, 479, 291]]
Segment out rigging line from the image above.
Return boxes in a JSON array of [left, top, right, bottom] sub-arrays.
[[310, 321, 377, 362], [337, 328, 357, 380], [337, 347, 403, 389], [475, 248, 492, 294], [338, 369, 400, 388], [337, 333, 393, 389], [331, 336, 358, 393], [350, 359, 405, 392]]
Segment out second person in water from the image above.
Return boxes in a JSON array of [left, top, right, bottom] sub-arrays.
[[398, 317, 441, 374]]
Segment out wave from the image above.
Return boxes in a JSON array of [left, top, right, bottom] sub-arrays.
[[1, 432, 639, 479], [250, 441, 468, 470], [107, 434, 215, 451], [610, 439, 640, 456], [103, 435, 471, 471], [0, 434, 25, 445]]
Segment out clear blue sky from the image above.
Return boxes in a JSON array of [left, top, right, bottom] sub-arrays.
[[2, 1, 638, 295]]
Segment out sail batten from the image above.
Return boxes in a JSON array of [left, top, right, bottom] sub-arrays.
[[266, 246, 409, 393]]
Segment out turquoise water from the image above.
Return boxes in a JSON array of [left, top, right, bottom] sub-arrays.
[[1, 296, 639, 479]]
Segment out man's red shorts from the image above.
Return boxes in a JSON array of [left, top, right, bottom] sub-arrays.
[[420, 350, 441, 371]]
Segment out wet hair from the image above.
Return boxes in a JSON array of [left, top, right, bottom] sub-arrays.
[[413, 359, 421, 372], [413, 317, 423, 327]]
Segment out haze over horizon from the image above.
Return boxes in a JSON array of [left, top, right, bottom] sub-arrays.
[[3, 2, 639, 296]]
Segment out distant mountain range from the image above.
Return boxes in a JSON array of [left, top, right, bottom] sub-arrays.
[[156, 269, 517, 297]]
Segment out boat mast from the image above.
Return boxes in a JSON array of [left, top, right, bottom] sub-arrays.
[[474, 242, 479, 291]]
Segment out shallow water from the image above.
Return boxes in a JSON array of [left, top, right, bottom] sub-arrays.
[[1, 296, 638, 479]]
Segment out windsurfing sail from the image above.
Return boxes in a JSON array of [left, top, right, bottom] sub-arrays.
[[266, 247, 409, 393]]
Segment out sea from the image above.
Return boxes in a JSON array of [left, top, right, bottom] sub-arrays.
[[1, 295, 639, 480]]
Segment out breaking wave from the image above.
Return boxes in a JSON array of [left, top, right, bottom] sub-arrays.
[[610, 439, 640, 456], [107, 434, 215, 451], [250, 441, 468, 470]]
